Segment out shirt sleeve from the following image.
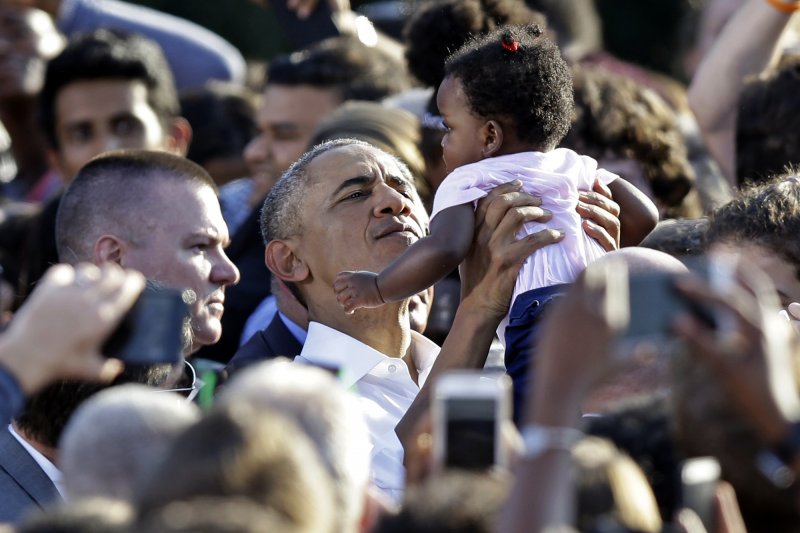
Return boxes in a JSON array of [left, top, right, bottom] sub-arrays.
[[0, 365, 25, 425], [429, 167, 491, 221], [58, 0, 246, 90]]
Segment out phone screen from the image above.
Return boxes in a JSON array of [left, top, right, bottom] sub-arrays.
[[444, 397, 497, 470]]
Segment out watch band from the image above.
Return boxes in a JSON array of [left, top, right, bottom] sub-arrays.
[[521, 424, 583, 459]]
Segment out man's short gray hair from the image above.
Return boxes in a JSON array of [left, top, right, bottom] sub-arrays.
[[217, 359, 372, 533], [59, 384, 201, 501], [56, 149, 216, 263], [259, 138, 416, 244]]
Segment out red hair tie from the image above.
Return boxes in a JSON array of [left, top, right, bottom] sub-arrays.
[[501, 35, 519, 52]]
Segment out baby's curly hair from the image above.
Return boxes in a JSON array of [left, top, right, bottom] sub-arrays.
[[444, 24, 573, 150]]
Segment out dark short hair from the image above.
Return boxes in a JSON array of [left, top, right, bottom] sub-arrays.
[[259, 138, 415, 245], [266, 36, 409, 102], [39, 29, 179, 150], [180, 82, 258, 167], [445, 24, 574, 150], [56, 150, 216, 263]]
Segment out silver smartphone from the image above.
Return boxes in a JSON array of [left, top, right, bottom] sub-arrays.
[[432, 371, 511, 471]]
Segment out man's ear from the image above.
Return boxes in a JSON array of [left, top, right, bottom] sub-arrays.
[[265, 239, 310, 283], [481, 120, 504, 158], [93, 235, 127, 265], [164, 117, 192, 157]]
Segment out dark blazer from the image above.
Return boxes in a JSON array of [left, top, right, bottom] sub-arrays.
[[0, 428, 60, 523], [226, 313, 304, 374]]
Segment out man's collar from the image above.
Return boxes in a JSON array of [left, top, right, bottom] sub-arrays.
[[297, 321, 439, 388]]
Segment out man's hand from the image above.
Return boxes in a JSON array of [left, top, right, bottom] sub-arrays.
[[333, 270, 383, 314], [578, 178, 621, 251], [460, 181, 561, 317], [0, 262, 144, 394]]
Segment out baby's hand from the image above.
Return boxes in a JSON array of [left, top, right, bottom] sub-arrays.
[[333, 271, 384, 314]]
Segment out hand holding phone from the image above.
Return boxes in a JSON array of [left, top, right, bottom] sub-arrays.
[[101, 285, 189, 366], [433, 371, 511, 471]]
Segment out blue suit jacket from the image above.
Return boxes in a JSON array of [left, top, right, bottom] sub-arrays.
[[226, 313, 303, 374], [0, 428, 60, 523]]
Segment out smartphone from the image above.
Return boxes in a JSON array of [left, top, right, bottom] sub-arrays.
[[601, 258, 718, 359], [432, 371, 511, 471], [270, 0, 340, 51], [681, 457, 720, 532], [102, 286, 189, 366]]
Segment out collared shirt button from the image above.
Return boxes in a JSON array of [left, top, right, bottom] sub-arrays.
[[388, 364, 397, 373]]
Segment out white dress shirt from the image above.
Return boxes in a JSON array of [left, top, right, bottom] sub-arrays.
[[295, 321, 439, 502], [8, 425, 64, 498]]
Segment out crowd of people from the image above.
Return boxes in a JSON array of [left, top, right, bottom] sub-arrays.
[[0, 0, 799, 531]]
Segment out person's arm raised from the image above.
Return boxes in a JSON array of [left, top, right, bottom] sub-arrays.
[[0, 263, 143, 405], [396, 182, 560, 448], [688, 0, 796, 185]]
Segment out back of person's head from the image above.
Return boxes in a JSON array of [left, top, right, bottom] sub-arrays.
[[639, 218, 709, 259], [17, 498, 133, 533], [136, 497, 300, 533], [38, 29, 179, 150], [585, 396, 681, 524], [309, 100, 429, 206], [736, 58, 800, 187], [706, 172, 800, 278], [563, 66, 697, 218], [218, 359, 370, 533], [374, 471, 509, 533], [55, 149, 216, 263], [445, 24, 573, 151], [59, 384, 201, 501], [180, 81, 258, 185], [671, 348, 800, 532], [135, 402, 335, 533], [572, 437, 663, 533], [403, 0, 546, 90], [266, 36, 410, 102], [14, 363, 177, 450]]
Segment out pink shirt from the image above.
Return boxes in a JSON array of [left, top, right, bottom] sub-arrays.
[[431, 148, 617, 307]]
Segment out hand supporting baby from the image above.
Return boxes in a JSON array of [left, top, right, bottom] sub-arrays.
[[334, 270, 384, 314]]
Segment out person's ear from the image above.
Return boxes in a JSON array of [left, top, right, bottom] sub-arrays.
[[481, 120, 504, 157], [93, 235, 127, 265], [164, 117, 192, 157], [265, 239, 310, 283]]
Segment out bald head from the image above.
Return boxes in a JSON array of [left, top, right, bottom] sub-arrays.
[[56, 149, 216, 263]]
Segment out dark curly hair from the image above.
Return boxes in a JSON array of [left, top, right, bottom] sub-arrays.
[[403, 0, 546, 89], [563, 66, 695, 215], [444, 24, 573, 150], [706, 171, 800, 281], [736, 56, 800, 188]]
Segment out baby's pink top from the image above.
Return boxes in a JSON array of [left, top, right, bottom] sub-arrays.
[[431, 148, 617, 306]]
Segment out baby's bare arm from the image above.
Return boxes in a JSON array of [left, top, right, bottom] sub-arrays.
[[376, 204, 475, 303]]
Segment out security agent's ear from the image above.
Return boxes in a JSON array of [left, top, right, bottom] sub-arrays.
[[93, 235, 128, 265], [163, 117, 192, 157], [265, 239, 309, 283], [481, 120, 504, 158]]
